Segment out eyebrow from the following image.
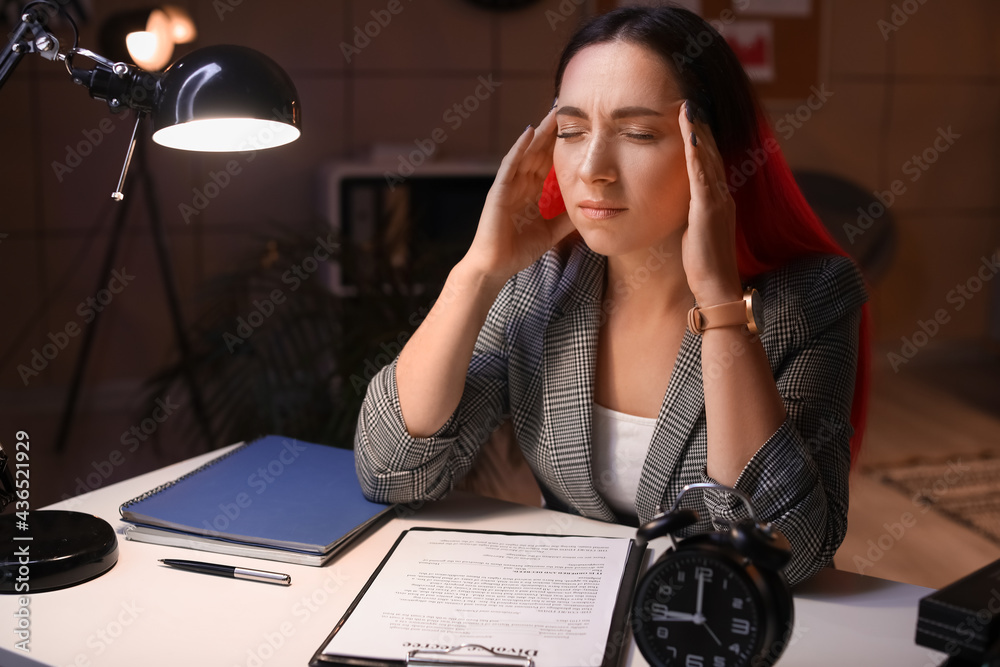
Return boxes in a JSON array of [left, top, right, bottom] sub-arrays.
[[556, 105, 665, 120]]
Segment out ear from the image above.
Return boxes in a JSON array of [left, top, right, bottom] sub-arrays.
[[539, 166, 566, 220]]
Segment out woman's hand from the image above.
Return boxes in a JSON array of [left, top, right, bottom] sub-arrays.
[[462, 106, 575, 283], [679, 100, 743, 306]]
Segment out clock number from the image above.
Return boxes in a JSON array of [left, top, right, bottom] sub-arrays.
[[713, 658, 726, 667], [685, 656, 704, 667], [695, 566, 713, 583], [657, 626, 670, 640], [676, 571, 686, 583], [658, 584, 674, 599], [651, 602, 670, 621], [732, 598, 743, 610], [731, 618, 751, 636], [728, 643, 740, 654]]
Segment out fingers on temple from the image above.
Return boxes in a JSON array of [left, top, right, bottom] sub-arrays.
[[521, 107, 558, 179], [496, 125, 535, 186], [681, 101, 727, 202]]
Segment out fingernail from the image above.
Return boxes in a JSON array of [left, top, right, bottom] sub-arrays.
[[690, 131, 698, 147], [525, 124, 533, 132], [685, 100, 694, 124], [552, 97, 558, 109]]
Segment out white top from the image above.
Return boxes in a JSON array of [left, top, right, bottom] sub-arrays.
[[590, 402, 657, 518]]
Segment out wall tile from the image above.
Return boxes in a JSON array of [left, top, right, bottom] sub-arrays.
[[891, 0, 999, 79], [352, 75, 496, 160], [192, 0, 346, 73], [886, 82, 1000, 212], [348, 0, 491, 73], [828, 0, 890, 77], [496, 76, 557, 150], [767, 82, 885, 191], [498, 0, 590, 74], [869, 214, 997, 344]]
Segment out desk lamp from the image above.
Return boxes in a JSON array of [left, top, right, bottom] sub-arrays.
[[1, 1, 300, 197], [0, 1, 301, 593]]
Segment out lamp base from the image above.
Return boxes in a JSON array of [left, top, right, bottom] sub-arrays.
[[0, 510, 118, 593]]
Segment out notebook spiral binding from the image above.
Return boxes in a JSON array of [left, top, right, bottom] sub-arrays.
[[118, 441, 253, 515]]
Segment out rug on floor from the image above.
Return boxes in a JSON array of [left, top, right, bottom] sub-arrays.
[[875, 456, 1000, 546]]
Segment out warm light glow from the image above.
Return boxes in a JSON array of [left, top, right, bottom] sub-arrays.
[[163, 5, 197, 44], [125, 9, 173, 69], [125, 31, 171, 70], [152, 118, 300, 152]]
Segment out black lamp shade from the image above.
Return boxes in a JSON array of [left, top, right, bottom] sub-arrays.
[[151, 45, 301, 152]]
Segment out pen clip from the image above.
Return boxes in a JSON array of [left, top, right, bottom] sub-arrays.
[[405, 644, 534, 667]]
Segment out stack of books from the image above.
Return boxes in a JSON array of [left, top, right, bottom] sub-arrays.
[[119, 435, 394, 566]]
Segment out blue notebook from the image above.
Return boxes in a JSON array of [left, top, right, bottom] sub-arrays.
[[119, 436, 393, 564]]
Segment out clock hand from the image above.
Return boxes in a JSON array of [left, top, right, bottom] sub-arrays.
[[655, 610, 698, 622], [695, 571, 705, 616], [702, 621, 723, 646]]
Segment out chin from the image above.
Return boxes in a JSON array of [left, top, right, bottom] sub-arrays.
[[573, 226, 630, 258]]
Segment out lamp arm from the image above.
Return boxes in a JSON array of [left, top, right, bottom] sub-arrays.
[[1, 5, 161, 201], [0, 5, 62, 91], [61, 50, 161, 200], [65, 48, 161, 114]]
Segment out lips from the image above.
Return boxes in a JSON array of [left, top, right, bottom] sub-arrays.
[[579, 200, 627, 220]]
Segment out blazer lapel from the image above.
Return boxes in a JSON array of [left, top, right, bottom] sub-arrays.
[[635, 329, 705, 521], [538, 258, 616, 522]]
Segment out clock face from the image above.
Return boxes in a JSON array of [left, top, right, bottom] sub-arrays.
[[633, 551, 762, 667]]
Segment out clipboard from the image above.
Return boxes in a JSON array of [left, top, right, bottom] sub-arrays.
[[309, 527, 646, 667]]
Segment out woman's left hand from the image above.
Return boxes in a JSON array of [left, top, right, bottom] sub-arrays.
[[679, 100, 743, 307]]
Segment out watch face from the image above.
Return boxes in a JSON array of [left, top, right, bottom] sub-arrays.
[[632, 551, 762, 667]]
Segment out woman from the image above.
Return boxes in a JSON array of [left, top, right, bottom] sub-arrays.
[[354, 6, 870, 586]]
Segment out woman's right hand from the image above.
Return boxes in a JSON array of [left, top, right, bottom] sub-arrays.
[[462, 106, 575, 282]]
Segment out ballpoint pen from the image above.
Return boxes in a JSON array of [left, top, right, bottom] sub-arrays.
[[158, 558, 292, 586]]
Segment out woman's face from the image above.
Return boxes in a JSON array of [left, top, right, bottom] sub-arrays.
[[553, 40, 691, 259]]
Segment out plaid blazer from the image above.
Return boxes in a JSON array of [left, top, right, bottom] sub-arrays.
[[355, 239, 868, 585]]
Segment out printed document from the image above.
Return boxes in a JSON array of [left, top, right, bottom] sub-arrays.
[[320, 529, 634, 666]]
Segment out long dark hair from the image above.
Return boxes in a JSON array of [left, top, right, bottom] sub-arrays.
[[539, 5, 871, 467]]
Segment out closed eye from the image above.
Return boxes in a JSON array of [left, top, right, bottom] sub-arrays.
[[556, 131, 656, 140]]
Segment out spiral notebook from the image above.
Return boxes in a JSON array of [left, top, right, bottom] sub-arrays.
[[119, 435, 394, 566]]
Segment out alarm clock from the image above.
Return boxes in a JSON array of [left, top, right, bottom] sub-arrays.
[[631, 483, 794, 667]]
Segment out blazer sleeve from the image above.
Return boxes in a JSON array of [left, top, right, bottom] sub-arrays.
[[697, 255, 867, 586], [354, 276, 516, 506]]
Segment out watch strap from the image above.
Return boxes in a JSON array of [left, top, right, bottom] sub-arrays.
[[687, 294, 751, 335]]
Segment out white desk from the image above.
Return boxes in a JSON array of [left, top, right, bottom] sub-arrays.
[[0, 446, 948, 667]]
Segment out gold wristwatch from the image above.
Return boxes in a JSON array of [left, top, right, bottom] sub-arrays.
[[687, 288, 763, 335]]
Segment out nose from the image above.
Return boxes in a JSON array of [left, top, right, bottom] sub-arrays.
[[577, 129, 617, 185]]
